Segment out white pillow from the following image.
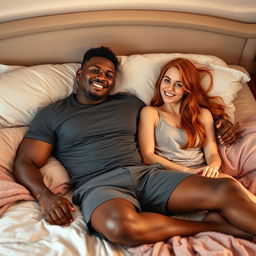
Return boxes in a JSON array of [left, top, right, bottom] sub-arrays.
[[202, 63, 250, 123], [0, 64, 23, 74], [112, 53, 250, 123], [0, 63, 79, 127], [0, 53, 249, 127]]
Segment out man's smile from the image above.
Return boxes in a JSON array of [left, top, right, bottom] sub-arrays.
[[90, 80, 108, 90]]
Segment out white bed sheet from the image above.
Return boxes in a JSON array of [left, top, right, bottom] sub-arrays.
[[0, 192, 127, 256]]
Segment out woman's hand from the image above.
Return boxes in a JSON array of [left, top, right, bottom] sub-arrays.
[[200, 166, 220, 178], [183, 167, 204, 175], [184, 166, 220, 178]]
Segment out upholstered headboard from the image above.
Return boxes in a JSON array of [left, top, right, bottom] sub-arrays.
[[0, 10, 255, 73]]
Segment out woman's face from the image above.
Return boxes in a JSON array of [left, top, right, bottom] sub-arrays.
[[160, 66, 185, 104]]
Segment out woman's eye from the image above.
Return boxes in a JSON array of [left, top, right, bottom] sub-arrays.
[[164, 78, 170, 83], [176, 82, 183, 87]]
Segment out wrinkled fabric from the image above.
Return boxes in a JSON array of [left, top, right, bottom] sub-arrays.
[[0, 166, 69, 216], [219, 114, 256, 194], [127, 232, 256, 256]]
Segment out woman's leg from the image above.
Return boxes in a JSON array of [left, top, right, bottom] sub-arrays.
[[218, 173, 256, 203], [168, 175, 256, 235]]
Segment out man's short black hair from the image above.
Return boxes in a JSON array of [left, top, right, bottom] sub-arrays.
[[81, 46, 119, 71]]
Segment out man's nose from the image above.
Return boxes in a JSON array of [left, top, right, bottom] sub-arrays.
[[97, 74, 106, 82]]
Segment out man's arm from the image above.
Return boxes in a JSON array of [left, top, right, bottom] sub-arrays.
[[13, 138, 75, 226], [215, 118, 237, 145]]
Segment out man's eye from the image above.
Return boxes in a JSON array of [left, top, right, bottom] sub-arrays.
[[91, 69, 100, 74], [106, 73, 113, 79]]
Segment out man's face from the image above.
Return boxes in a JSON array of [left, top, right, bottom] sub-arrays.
[[76, 56, 116, 102]]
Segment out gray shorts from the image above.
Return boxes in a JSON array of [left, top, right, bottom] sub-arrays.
[[72, 163, 191, 224]]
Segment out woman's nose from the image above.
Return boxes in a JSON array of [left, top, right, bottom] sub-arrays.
[[166, 82, 174, 91]]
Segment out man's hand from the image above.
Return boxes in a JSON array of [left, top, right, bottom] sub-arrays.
[[39, 192, 75, 226], [215, 118, 236, 146]]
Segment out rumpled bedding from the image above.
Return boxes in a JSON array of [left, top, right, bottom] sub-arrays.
[[0, 115, 255, 256], [0, 192, 127, 256], [127, 114, 256, 256], [127, 232, 256, 256], [219, 114, 256, 194], [0, 165, 70, 216]]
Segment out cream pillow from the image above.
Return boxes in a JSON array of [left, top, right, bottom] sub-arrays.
[[0, 53, 249, 126], [112, 53, 250, 123], [0, 64, 23, 74], [202, 63, 250, 123], [0, 63, 79, 127], [0, 127, 70, 191]]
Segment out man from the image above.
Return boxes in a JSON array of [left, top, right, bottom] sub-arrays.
[[14, 46, 256, 246]]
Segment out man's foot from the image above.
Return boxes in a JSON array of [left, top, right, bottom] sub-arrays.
[[203, 211, 253, 240]]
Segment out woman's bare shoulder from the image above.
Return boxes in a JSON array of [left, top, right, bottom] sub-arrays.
[[199, 107, 214, 123]]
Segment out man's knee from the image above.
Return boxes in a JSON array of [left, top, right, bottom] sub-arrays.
[[92, 211, 140, 246], [90, 199, 141, 246], [215, 177, 242, 200]]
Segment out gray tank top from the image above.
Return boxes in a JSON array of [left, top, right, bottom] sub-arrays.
[[154, 108, 206, 168]]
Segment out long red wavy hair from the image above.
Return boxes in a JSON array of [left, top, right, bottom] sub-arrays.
[[151, 58, 229, 149]]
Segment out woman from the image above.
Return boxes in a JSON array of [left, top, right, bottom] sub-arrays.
[[138, 57, 256, 203]]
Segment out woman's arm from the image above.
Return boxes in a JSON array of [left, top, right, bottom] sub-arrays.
[[200, 108, 222, 177], [138, 106, 199, 173]]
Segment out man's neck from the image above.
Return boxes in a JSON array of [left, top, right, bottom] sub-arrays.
[[76, 93, 108, 105]]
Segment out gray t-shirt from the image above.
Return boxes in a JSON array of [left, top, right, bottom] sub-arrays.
[[26, 93, 145, 188]]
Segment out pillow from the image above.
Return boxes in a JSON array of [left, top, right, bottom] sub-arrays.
[[202, 63, 250, 123], [0, 53, 249, 126], [112, 53, 250, 123], [0, 64, 23, 74], [0, 127, 28, 170], [0, 63, 79, 127], [0, 127, 70, 191]]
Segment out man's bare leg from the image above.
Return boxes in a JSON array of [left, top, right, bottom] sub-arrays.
[[218, 173, 256, 203], [168, 175, 256, 235], [90, 176, 256, 246], [90, 198, 252, 246]]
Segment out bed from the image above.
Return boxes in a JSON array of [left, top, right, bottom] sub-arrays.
[[0, 4, 256, 256]]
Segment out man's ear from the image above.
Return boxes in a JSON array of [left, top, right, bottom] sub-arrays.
[[76, 68, 82, 79]]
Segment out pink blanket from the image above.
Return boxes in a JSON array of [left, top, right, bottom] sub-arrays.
[[127, 115, 256, 256], [219, 114, 256, 194], [0, 166, 69, 216], [127, 232, 256, 256]]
